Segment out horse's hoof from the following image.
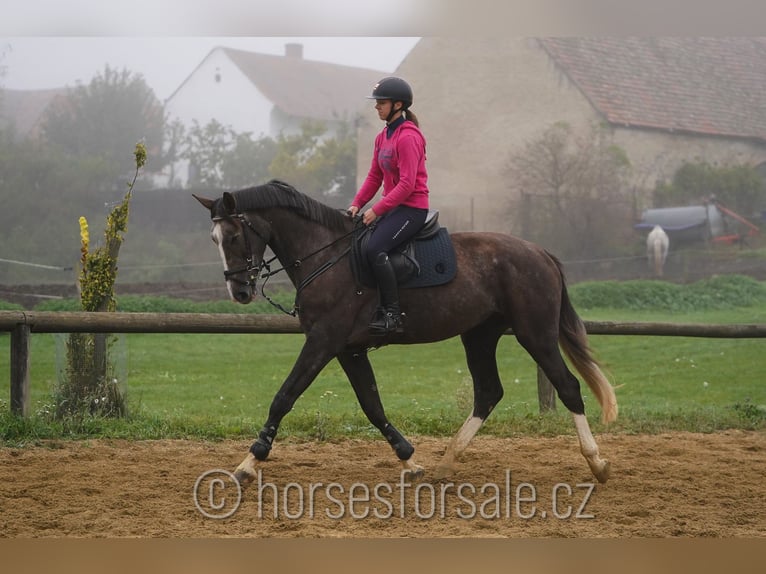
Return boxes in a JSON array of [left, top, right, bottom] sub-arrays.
[[433, 464, 455, 481], [590, 459, 611, 484], [401, 459, 425, 480], [234, 468, 256, 489]]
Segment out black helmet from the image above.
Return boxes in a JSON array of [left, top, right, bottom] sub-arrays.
[[366, 77, 413, 108]]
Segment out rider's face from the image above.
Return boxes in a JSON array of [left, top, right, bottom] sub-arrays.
[[375, 99, 400, 122]]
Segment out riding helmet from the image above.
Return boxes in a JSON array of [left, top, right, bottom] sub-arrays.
[[366, 77, 413, 108]]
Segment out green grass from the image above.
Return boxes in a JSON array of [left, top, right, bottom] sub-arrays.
[[1, 277, 765, 444]]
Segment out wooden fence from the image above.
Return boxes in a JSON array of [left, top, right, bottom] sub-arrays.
[[2, 310, 766, 417]]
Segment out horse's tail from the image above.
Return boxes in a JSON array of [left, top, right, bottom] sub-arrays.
[[552, 255, 618, 424]]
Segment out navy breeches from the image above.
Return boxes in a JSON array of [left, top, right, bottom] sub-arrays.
[[365, 206, 428, 265]]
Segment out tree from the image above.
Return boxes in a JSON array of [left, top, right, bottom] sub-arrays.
[[221, 133, 278, 189], [0, 132, 121, 283], [182, 118, 357, 207], [654, 161, 765, 217], [182, 119, 230, 188], [41, 65, 165, 188], [505, 122, 633, 258], [268, 119, 358, 207], [182, 120, 278, 189]]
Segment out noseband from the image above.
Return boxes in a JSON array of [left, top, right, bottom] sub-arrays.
[[216, 213, 270, 292]]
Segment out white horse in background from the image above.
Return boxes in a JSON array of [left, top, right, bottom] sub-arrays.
[[646, 225, 670, 277]]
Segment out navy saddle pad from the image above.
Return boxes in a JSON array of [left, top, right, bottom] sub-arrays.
[[350, 211, 457, 289]]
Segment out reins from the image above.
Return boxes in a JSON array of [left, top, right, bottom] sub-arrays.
[[229, 211, 364, 317]]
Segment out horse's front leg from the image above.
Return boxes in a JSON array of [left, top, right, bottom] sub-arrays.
[[234, 335, 336, 488], [337, 350, 424, 478]]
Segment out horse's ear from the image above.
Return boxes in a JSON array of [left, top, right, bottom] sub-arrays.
[[222, 191, 237, 214], [192, 194, 215, 211]]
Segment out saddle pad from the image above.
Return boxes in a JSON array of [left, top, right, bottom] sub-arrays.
[[401, 227, 457, 288], [351, 227, 457, 290]]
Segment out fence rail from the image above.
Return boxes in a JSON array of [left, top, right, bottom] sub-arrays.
[[3, 310, 766, 417]]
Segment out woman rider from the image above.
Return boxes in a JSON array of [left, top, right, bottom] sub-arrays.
[[348, 76, 430, 335]]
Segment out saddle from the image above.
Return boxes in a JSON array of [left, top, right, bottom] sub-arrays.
[[350, 210, 457, 289]]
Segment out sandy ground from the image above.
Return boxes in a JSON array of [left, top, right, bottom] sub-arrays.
[[1, 430, 764, 538]]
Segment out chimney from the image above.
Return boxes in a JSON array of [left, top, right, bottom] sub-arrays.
[[285, 43, 303, 59]]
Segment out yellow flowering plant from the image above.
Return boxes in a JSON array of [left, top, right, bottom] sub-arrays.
[[57, 143, 146, 419]]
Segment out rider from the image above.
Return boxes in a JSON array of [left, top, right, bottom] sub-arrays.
[[347, 76, 430, 335]]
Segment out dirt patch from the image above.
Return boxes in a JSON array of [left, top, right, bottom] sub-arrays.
[[1, 431, 764, 538]]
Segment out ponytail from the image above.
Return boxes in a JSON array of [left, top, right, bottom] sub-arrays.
[[404, 109, 420, 127]]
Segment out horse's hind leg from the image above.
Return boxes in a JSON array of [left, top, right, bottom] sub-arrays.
[[516, 334, 610, 483], [434, 322, 505, 479], [337, 350, 424, 477]]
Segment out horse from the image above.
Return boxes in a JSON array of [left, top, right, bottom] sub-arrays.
[[194, 180, 618, 487], [646, 225, 670, 277]]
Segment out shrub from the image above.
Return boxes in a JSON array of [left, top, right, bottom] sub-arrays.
[[570, 275, 766, 311]]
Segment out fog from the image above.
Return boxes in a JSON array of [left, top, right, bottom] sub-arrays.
[[0, 37, 420, 100]]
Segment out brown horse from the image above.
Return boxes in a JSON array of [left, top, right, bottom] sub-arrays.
[[194, 180, 617, 487]]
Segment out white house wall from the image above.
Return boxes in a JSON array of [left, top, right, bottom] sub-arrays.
[[369, 37, 766, 234], [166, 48, 274, 137], [162, 48, 274, 187]]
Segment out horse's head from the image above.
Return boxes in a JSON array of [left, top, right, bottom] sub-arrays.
[[194, 192, 270, 304]]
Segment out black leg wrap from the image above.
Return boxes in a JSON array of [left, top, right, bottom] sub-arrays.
[[383, 423, 414, 460], [250, 425, 277, 461]]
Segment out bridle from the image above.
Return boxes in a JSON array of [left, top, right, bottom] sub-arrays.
[[216, 210, 363, 316], [215, 212, 269, 290]]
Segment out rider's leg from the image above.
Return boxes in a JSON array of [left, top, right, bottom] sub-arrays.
[[365, 207, 428, 335], [369, 251, 403, 335]]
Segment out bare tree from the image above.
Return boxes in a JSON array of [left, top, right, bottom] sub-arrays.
[[506, 122, 633, 259]]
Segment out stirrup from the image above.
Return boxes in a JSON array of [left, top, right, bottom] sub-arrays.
[[369, 309, 405, 335]]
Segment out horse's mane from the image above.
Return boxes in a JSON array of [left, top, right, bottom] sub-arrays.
[[227, 180, 348, 231]]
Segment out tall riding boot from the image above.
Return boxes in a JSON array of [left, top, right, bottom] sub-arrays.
[[369, 253, 404, 335]]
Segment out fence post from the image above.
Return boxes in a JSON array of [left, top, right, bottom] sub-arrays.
[[537, 365, 557, 413], [10, 324, 31, 417]]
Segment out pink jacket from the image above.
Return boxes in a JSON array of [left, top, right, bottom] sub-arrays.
[[352, 121, 429, 216]]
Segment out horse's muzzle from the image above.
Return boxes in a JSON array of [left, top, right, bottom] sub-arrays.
[[233, 289, 254, 304]]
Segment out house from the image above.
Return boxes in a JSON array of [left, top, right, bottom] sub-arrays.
[[371, 37, 766, 233], [0, 87, 68, 140], [162, 43, 386, 188]]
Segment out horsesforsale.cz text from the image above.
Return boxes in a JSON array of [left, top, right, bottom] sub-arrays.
[[193, 469, 596, 520]]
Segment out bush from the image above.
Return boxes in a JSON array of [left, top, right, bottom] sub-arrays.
[[570, 275, 766, 311]]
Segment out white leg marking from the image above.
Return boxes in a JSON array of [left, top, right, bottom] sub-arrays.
[[450, 415, 484, 456], [573, 413, 610, 483], [212, 222, 234, 301], [234, 452, 258, 488], [434, 415, 484, 479]]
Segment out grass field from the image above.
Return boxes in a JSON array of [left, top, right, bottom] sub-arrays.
[[1, 302, 764, 444]]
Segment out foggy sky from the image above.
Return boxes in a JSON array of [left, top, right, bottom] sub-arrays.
[[2, 0, 764, 102], [0, 37, 420, 101]]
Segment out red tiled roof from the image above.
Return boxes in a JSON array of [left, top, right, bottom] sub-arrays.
[[0, 88, 68, 139], [539, 37, 766, 142], [222, 47, 385, 122]]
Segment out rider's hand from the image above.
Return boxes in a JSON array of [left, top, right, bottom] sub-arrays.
[[362, 208, 378, 226], [347, 205, 359, 218]]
